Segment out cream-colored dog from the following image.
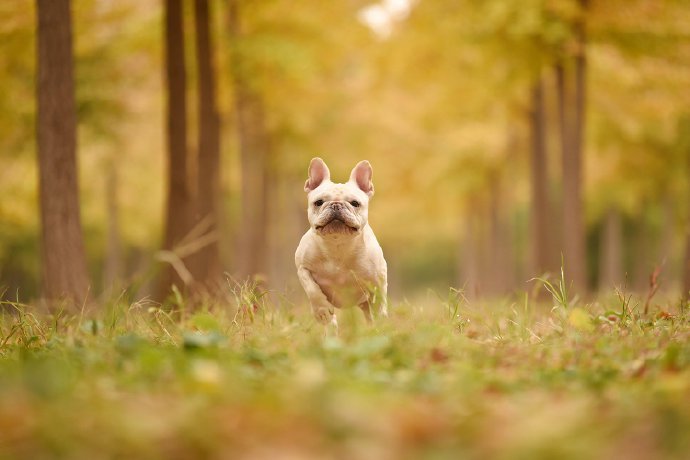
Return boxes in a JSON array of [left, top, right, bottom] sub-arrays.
[[295, 158, 388, 327]]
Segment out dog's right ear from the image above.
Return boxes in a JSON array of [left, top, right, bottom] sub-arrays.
[[304, 157, 330, 192]]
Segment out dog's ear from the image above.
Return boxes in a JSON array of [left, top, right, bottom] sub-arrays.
[[349, 160, 374, 197], [304, 157, 331, 192]]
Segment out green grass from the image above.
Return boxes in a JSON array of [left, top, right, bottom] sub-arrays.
[[0, 284, 689, 459]]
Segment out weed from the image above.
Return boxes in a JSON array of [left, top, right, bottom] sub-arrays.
[[530, 257, 577, 314]]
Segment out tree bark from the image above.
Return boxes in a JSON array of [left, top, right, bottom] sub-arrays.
[[598, 207, 623, 291], [188, 0, 222, 288], [36, 0, 90, 305], [228, 0, 269, 280], [561, 0, 588, 292], [529, 77, 551, 277], [159, 0, 192, 297]]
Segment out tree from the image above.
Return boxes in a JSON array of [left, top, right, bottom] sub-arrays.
[[683, 202, 690, 302], [529, 77, 552, 277], [598, 207, 623, 289], [159, 0, 192, 297], [103, 156, 123, 292], [227, 0, 269, 280], [188, 0, 222, 287], [36, 0, 89, 305], [560, 0, 588, 291], [587, 0, 690, 293], [681, 116, 690, 301]]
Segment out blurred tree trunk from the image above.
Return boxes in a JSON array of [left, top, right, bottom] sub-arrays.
[[632, 219, 652, 292], [459, 212, 480, 300], [159, 0, 192, 298], [36, 0, 89, 305], [486, 175, 510, 296], [103, 157, 122, 292], [529, 77, 552, 277], [228, 0, 269, 280], [682, 158, 690, 302], [560, 0, 588, 292], [266, 155, 288, 292], [188, 0, 222, 288], [598, 207, 623, 290], [659, 196, 675, 281], [683, 219, 690, 301]]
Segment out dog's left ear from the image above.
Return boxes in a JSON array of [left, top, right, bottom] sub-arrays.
[[349, 160, 374, 197]]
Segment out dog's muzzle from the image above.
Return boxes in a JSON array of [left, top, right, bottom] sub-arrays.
[[314, 203, 360, 233]]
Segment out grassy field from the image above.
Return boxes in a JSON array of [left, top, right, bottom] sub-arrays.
[[0, 281, 689, 459]]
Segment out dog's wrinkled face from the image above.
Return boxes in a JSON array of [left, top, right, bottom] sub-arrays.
[[304, 158, 374, 237], [309, 183, 369, 235]]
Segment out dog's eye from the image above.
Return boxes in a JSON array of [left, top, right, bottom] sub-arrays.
[[314, 199, 324, 207], [350, 200, 360, 208]]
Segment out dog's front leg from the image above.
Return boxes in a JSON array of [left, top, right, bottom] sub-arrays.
[[360, 289, 387, 323], [377, 275, 388, 318], [297, 266, 338, 328]]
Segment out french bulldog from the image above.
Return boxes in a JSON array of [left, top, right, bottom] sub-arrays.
[[295, 158, 388, 328]]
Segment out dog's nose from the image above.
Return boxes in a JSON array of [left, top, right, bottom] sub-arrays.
[[330, 202, 343, 211]]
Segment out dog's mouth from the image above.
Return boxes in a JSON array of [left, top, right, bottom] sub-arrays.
[[315, 218, 359, 234]]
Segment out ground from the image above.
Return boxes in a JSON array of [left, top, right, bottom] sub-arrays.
[[0, 283, 688, 459]]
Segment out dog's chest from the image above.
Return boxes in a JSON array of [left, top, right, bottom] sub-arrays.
[[311, 256, 370, 307], [313, 258, 355, 286]]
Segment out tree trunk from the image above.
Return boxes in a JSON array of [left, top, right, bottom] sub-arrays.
[[36, 0, 89, 305], [486, 175, 509, 296], [228, 0, 269, 280], [683, 222, 690, 302], [459, 211, 480, 300], [103, 156, 122, 293], [235, 91, 269, 280], [561, 0, 588, 292], [188, 0, 222, 288], [159, 0, 192, 298], [529, 77, 551, 277], [598, 207, 623, 291], [682, 160, 690, 302], [632, 218, 651, 292], [659, 196, 675, 280]]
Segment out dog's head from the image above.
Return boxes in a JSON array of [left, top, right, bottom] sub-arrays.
[[303, 158, 374, 236]]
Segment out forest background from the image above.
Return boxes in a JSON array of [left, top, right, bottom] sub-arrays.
[[1, 0, 689, 307]]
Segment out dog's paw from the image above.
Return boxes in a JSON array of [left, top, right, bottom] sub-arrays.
[[313, 306, 335, 325]]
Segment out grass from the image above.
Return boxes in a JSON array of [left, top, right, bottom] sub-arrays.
[[0, 281, 689, 459]]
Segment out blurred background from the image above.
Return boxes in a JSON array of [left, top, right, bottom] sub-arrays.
[[1, 0, 689, 304]]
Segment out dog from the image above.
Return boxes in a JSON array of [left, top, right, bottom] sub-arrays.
[[295, 158, 388, 328]]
